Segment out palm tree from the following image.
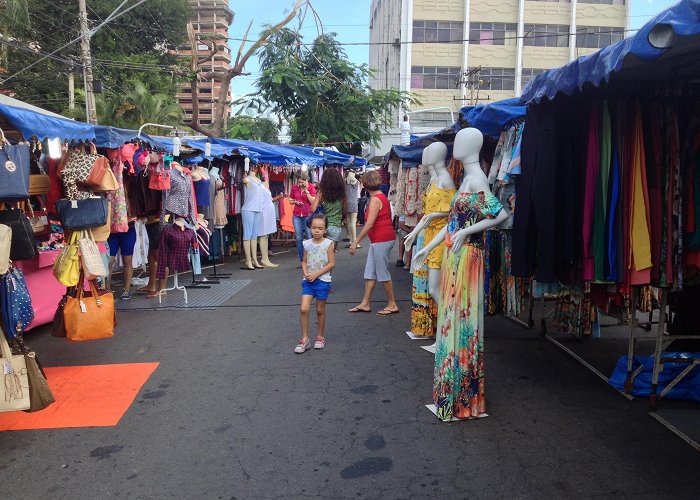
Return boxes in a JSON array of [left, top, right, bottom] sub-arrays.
[[0, 0, 30, 68], [123, 79, 183, 130]]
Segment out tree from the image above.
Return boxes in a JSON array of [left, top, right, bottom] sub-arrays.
[[186, 0, 306, 138], [0, 0, 189, 115], [253, 29, 417, 152], [226, 115, 279, 143], [72, 79, 183, 132]]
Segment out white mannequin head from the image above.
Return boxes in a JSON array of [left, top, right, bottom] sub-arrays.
[[422, 141, 448, 168], [453, 128, 483, 165]]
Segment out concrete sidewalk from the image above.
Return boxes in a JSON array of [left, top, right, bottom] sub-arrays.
[[1, 244, 698, 499]]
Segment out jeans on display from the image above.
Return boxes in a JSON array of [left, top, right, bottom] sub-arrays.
[[293, 215, 310, 261]]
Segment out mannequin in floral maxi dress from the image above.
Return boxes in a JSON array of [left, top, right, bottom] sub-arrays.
[[414, 128, 509, 421]]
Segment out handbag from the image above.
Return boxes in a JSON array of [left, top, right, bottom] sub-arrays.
[[24, 351, 55, 412], [26, 201, 49, 237], [0, 267, 35, 339], [53, 230, 81, 287], [28, 174, 51, 195], [55, 196, 108, 230], [64, 273, 115, 342], [79, 230, 107, 280], [0, 327, 30, 412], [51, 287, 75, 338], [92, 166, 118, 192], [0, 132, 30, 201], [84, 154, 110, 187], [0, 208, 37, 261], [0, 224, 10, 275], [91, 201, 112, 242], [148, 162, 171, 190]]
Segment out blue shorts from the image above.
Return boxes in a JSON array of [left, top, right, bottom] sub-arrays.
[[301, 279, 331, 300], [108, 225, 137, 257]]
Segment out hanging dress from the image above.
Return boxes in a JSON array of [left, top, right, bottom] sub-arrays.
[[433, 190, 503, 422]]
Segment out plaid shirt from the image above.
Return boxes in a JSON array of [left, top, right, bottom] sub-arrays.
[[156, 225, 197, 278]]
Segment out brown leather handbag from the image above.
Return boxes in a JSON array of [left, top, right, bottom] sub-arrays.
[[64, 273, 115, 342], [24, 351, 55, 412], [28, 174, 51, 195]]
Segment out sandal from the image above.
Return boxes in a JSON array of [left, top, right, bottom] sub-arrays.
[[377, 308, 399, 316], [348, 306, 371, 313]]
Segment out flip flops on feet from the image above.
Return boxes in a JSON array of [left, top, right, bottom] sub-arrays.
[[348, 306, 371, 313], [377, 308, 399, 316]]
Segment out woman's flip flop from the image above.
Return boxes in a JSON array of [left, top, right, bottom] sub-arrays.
[[377, 308, 400, 316], [348, 306, 371, 313]]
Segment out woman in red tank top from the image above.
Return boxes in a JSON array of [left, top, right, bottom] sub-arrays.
[[348, 171, 399, 316]]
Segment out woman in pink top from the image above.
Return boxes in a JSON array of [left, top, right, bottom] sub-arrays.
[[289, 171, 317, 262]]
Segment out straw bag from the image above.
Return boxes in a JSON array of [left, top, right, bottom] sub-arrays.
[[0, 326, 30, 412], [64, 274, 115, 342], [53, 230, 81, 287], [79, 230, 107, 280]]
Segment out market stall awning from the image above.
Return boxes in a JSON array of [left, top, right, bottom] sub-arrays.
[[210, 138, 328, 167], [0, 104, 96, 143], [458, 98, 526, 136], [390, 144, 425, 167], [521, 0, 700, 104], [285, 145, 367, 168]]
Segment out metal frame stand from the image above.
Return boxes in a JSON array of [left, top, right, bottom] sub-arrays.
[[158, 271, 187, 304]]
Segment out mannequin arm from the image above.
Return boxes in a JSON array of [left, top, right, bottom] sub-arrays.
[[404, 212, 449, 250], [449, 209, 509, 252], [412, 225, 447, 269]]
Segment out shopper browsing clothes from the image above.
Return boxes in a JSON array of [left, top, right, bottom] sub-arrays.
[[289, 171, 317, 265], [295, 214, 336, 354]]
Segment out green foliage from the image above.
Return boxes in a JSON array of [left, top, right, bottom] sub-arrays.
[[253, 29, 417, 150], [70, 78, 183, 132], [0, 0, 189, 115], [226, 115, 279, 143]]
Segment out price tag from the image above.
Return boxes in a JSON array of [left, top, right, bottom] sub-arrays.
[[79, 300, 87, 313], [71, 200, 78, 209], [3, 360, 12, 375]]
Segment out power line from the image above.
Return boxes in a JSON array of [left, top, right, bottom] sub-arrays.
[[1, 0, 148, 85]]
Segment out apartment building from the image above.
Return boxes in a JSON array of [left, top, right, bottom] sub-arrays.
[[369, 0, 628, 153], [176, 0, 234, 127]]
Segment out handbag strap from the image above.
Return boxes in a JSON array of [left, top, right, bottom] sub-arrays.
[[0, 325, 14, 360]]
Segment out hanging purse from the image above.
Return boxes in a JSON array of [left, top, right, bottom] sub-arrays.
[[24, 351, 55, 412], [0, 267, 35, 339], [0, 326, 30, 412], [26, 201, 49, 237], [92, 166, 118, 192], [51, 287, 76, 338], [0, 224, 10, 275], [55, 196, 109, 230], [0, 207, 38, 261], [0, 130, 30, 201], [79, 230, 107, 280], [84, 154, 111, 188], [53, 230, 81, 287], [28, 174, 51, 196], [91, 200, 112, 242], [64, 273, 115, 342]]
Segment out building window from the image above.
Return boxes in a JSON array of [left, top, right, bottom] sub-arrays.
[[521, 68, 546, 87], [523, 24, 570, 48], [468, 23, 517, 46], [410, 111, 453, 129], [413, 21, 464, 43], [576, 26, 625, 48], [479, 67, 515, 91], [410, 66, 461, 89], [578, 0, 624, 4]]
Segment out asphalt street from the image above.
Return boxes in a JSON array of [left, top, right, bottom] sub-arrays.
[[1, 242, 699, 499]]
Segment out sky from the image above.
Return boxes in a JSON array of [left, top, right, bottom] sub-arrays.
[[227, 0, 680, 105], [228, 0, 373, 103]]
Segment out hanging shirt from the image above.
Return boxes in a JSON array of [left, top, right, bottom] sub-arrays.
[[161, 168, 197, 223], [241, 176, 266, 212], [156, 224, 196, 278], [193, 177, 211, 207]]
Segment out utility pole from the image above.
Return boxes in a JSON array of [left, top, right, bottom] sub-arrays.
[[78, 0, 97, 124], [68, 66, 75, 111]]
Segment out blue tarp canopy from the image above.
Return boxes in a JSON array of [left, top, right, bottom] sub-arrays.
[[390, 144, 425, 167], [521, 0, 700, 104], [459, 98, 526, 137], [0, 103, 169, 150]]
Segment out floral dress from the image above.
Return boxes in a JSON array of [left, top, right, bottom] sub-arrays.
[[433, 190, 503, 421]]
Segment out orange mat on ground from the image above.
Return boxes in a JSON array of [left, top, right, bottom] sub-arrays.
[[0, 362, 159, 431]]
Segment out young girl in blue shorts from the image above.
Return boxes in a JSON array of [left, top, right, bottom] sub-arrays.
[[295, 214, 336, 353]]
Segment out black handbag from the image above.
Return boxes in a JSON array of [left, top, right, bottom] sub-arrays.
[[0, 209, 37, 260], [0, 140, 30, 201], [55, 196, 109, 230]]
